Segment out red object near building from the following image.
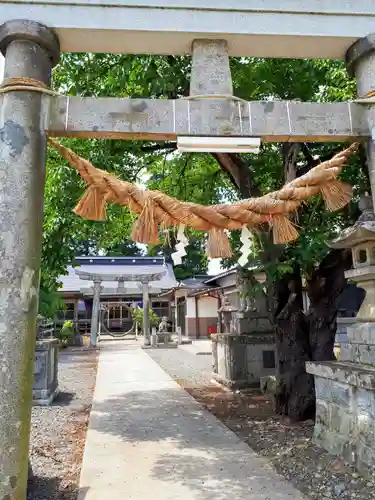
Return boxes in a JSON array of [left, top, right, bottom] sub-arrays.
[[207, 325, 217, 335]]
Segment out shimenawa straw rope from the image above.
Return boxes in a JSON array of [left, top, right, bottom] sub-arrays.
[[48, 139, 358, 258]]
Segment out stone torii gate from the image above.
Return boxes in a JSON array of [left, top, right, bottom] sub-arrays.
[[75, 268, 166, 347], [2, 3, 375, 498]]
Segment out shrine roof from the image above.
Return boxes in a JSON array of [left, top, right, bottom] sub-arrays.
[[157, 276, 213, 297], [188, 286, 220, 298], [181, 277, 211, 289], [204, 268, 236, 284], [58, 256, 178, 295]]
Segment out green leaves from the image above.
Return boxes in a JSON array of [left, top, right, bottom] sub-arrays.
[[131, 307, 160, 327]]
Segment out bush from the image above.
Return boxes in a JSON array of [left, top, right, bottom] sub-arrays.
[[131, 307, 159, 330], [57, 320, 74, 347]]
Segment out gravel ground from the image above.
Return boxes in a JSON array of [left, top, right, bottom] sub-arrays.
[[146, 347, 375, 500], [147, 345, 213, 386], [28, 347, 98, 500]]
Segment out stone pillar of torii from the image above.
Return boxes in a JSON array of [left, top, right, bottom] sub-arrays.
[[1, 14, 375, 498]]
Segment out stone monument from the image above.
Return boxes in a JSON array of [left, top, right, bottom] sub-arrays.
[[212, 270, 276, 388], [33, 316, 59, 405], [307, 195, 375, 476]]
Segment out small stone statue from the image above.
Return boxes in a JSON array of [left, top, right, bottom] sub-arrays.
[[237, 268, 253, 312], [158, 316, 168, 333]]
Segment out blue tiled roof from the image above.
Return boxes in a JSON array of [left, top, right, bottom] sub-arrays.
[[58, 256, 178, 295]]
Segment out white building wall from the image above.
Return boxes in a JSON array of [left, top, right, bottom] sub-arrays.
[[197, 296, 218, 317], [186, 296, 196, 317]]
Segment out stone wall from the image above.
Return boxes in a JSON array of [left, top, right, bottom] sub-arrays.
[[340, 321, 375, 365], [307, 321, 375, 476], [335, 317, 356, 344], [307, 358, 375, 477]]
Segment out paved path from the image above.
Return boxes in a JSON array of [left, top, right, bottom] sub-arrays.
[[78, 341, 306, 500]]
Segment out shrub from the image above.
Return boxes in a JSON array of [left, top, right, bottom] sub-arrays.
[[57, 320, 74, 346], [131, 307, 159, 330]]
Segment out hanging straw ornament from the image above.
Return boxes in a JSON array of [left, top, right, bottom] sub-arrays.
[[47, 139, 359, 253], [207, 228, 232, 258], [171, 224, 189, 266], [238, 226, 254, 267]]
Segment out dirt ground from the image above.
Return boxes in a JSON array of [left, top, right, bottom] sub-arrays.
[[180, 381, 375, 500], [28, 347, 98, 500]]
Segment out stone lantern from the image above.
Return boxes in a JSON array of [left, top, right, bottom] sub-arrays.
[[329, 194, 375, 319], [306, 194, 375, 476]]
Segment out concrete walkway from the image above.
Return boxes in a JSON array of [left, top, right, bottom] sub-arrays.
[[78, 341, 306, 500]]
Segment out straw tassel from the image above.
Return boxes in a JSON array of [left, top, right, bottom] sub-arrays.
[[207, 228, 232, 258], [160, 221, 171, 247], [320, 180, 353, 211], [73, 186, 107, 220], [131, 195, 160, 244], [271, 215, 299, 244]]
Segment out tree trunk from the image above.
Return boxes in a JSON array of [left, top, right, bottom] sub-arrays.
[[272, 143, 315, 421], [307, 249, 351, 362], [273, 266, 315, 421]]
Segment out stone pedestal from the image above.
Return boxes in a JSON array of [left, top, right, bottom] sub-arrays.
[[214, 292, 276, 388], [212, 329, 276, 389], [33, 338, 59, 405], [143, 331, 177, 349]]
